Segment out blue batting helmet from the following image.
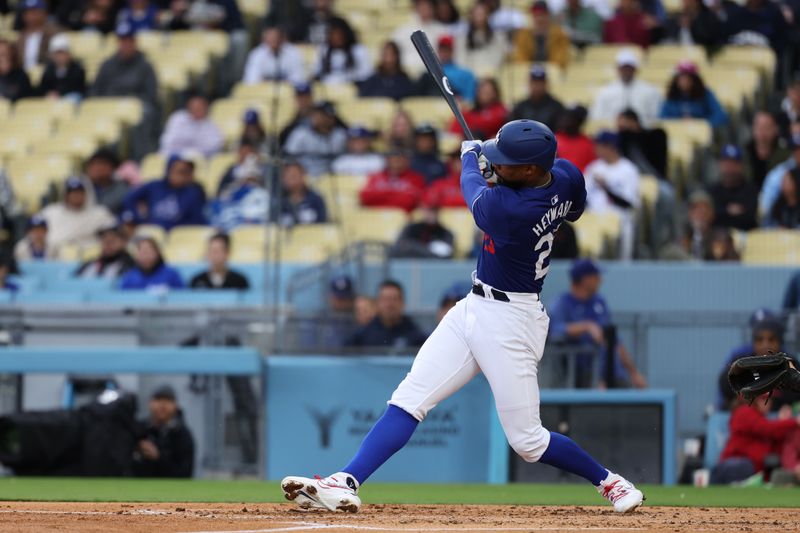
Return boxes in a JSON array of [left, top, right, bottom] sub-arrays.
[[481, 119, 557, 170]]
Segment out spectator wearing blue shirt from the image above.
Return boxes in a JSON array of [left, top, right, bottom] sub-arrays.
[[548, 259, 647, 389], [276, 162, 327, 227], [417, 35, 476, 102], [346, 280, 428, 351], [119, 236, 184, 290], [117, 0, 159, 32], [659, 62, 727, 128], [123, 154, 207, 230]]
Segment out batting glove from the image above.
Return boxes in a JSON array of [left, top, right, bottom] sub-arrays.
[[460, 140, 482, 160]]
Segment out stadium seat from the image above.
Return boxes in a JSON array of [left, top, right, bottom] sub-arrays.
[[164, 225, 215, 262], [280, 242, 331, 263], [135, 30, 167, 56], [6, 155, 72, 211], [336, 98, 397, 132], [705, 67, 759, 108], [741, 229, 800, 265], [80, 98, 143, 127], [289, 223, 344, 255], [156, 47, 209, 78], [646, 45, 708, 69], [170, 30, 229, 59], [59, 242, 101, 262], [64, 31, 105, 60], [152, 59, 190, 92], [402, 97, 455, 130], [639, 174, 659, 213], [0, 135, 30, 159], [564, 67, 617, 86], [714, 47, 776, 89], [140, 152, 168, 181], [232, 81, 295, 102], [205, 152, 238, 195], [553, 84, 595, 107], [438, 207, 477, 258], [572, 211, 621, 258], [134, 224, 167, 244], [658, 119, 712, 148], [581, 45, 644, 66], [314, 82, 359, 103], [0, 99, 10, 122], [58, 115, 123, 144], [341, 208, 408, 243]]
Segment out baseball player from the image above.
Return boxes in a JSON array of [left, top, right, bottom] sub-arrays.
[[282, 120, 645, 514]]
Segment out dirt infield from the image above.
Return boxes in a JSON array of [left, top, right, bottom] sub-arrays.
[[0, 502, 797, 533]]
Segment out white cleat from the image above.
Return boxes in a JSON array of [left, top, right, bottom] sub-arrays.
[[281, 472, 361, 513], [597, 472, 645, 513]]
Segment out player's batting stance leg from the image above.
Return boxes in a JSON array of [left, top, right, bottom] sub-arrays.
[[282, 120, 644, 514]]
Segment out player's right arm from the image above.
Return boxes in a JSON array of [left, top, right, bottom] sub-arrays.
[[460, 143, 509, 236]]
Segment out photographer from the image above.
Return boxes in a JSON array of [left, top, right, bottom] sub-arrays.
[[132, 386, 194, 478]]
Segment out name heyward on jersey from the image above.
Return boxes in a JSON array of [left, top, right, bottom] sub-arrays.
[[532, 200, 573, 237]]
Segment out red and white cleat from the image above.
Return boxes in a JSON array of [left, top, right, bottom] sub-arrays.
[[281, 472, 361, 512], [597, 472, 645, 513]]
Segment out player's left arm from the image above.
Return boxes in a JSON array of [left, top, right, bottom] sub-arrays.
[[558, 159, 587, 222], [461, 144, 509, 235]]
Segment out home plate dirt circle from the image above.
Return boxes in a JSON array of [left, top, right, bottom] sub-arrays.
[[0, 502, 797, 532]]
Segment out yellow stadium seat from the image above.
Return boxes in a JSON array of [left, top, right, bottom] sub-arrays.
[[0, 136, 30, 159], [583, 119, 615, 136], [714, 47, 776, 85], [315, 82, 359, 103], [638, 66, 680, 88], [280, 241, 330, 263], [0, 99, 9, 121], [155, 47, 209, 78], [27, 64, 44, 86], [555, 84, 596, 107], [639, 174, 659, 212], [232, 81, 295, 101], [58, 115, 123, 144], [32, 134, 99, 163], [317, 174, 367, 221], [658, 119, 712, 148], [153, 59, 190, 92], [1, 113, 56, 142], [59, 242, 100, 262], [210, 98, 296, 144], [581, 45, 644, 65], [572, 211, 621, 258], [64, 31, 105, 60], [439, 207, 477, 258], [402, 97, 454, 130], [341, 208, 408, 243], [134, 224, 167, 244], [646, 45, 708, 68], [336, 98, 397, 131], [80, 98, 143, 126], [705, 67, 759, 108], [6, 154, 72, 211], [289, 224, 343, 255], [564, 67, 617, 86], [170, 30, 229, 58], [135, 30, 167, 55], [497, 63, 564, 106], [742, 229, 800, 265], [239, 0, 269, 16], [164, 225, 215, 262], [140, 152, 168, 181], [206, 152, 238, 195]]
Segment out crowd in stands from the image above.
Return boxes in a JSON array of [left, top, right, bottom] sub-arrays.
[[0, 1, 799, 274]]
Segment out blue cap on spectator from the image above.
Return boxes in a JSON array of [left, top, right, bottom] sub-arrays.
[[65, 176, 85, 192], [329, 275, 354, 298], [570, 259, 601, 283], [594, 130, 619, 148], [294, 82, 312, 95], [790, 133, 800, 149], [243, 108, 260, 125], [749, 307, 776, 327], [347, 125, 374, 138], [28, 213, 47, 229], [752, 316, 784, 340], [440, 281, 471, 307], [530, 64, 547, 80], [22, 0, 46, 10], [115, 22, 137, 38], [166, 153, 195, 173], [720, 144, 742, 161], [151, 384, 176, 401], [120, 209, 137, 224]]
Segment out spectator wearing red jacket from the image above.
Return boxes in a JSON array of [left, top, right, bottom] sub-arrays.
[[712, 395, 800, 484], [424, 151, 466, 208], [359, 148, 425, 212], [555, 106, 595, 172], [449, 78, 508, 139], [603, 0, 651, 48]]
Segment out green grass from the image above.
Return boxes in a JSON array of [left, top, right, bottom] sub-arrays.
[[0, 478, 797, 507]]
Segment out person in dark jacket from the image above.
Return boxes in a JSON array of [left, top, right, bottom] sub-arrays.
[[663, 0, 722, 51], [616, 108, 668, 179], [659, 61, 727, 128], [390, 204, 455, 259], [190, 233, 249, 289], [346, 280, 428, 350], [132, 385, 195, 478], [0, 38, 33, 101], [123, 154, 207, 230], [75, 224, 134, 279], [276, 161, 327, 226], [119, 236, 184, 290], [37, 33, 86, 99], [90, 23, 157, 106], [771, 167, 800, 229], [410, 124, 447, 184], [509, 65, 565, 131], [706, 144, 759, 231], [358, 40, 415, 101], [84, 148, 128, 214]]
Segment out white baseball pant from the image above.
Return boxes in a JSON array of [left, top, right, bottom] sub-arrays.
[[389, 275, 552, 462]]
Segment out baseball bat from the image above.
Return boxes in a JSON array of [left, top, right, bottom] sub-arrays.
[[410, 30, 474, 141]]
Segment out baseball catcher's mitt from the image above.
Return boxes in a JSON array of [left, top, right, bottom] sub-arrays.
[[728, 353, 800, 403]]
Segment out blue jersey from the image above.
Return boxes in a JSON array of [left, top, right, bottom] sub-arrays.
[[461, 155, 586, 293]]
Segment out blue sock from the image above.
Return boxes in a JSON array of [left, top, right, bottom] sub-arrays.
[[342, 405, 419, 485], [538, 431, 609, 486]]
